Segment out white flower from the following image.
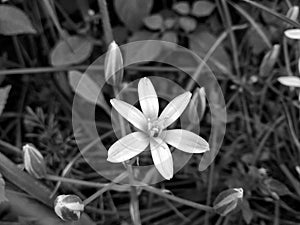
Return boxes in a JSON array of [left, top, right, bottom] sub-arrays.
[[107, 77, 209, 180]]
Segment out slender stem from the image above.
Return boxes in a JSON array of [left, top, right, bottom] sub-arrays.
[[283, 37, 293, 77], [83, 172, 128, 205], [141, 185, 213, 212], [97, 0, 141, 222], [220, 0, 241, 77], [204, 161, 215, 225], [0, 140, 22, 157], [12, 37, 25, 66], [98, 0, 113, 46], [45, 174, 129, 192], [113, 86, 141, 225], [0, 65, 197, 76]]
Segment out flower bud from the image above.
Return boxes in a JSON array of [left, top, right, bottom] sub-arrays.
[[104, 41, 124, 86], [286, 6, 299, 22], [259, 44, 280, 77], [213, 188, 243, 216], [54, 195, 84, 221], [188, 87, 206, 124], [22, 144, 47, 179]]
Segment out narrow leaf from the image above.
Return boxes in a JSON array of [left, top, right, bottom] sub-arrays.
[[0, 152, 52, 206], [0, 85, 11, 116], [0, 173, 7, 204], [7, 189, 95, 225]]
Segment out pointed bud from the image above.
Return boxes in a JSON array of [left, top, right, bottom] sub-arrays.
[[259, 44, 280, 77], [54, 195, 84, 221], [22, 144, 47, 179], [213, 188, 243, 216], [104, 41, 124, 86], [286, 6, 299, 21], [188, 87, 206, 124]]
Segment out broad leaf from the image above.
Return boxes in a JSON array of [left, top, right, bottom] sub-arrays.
[[173, 2, 190, 15], [179, 17, 197, 33], [125, 31, 161, 64], [143, 14, 163, 30], [0, 5, 36, 35], [0, 173, 7, 204], [189, 30, 232, 74], [114, 0, 153, 31], [68, 70, 110, 114], [50, 36, 93, 66], [191, 1, 216, 17], [161, 31, 178, 44], [0, 85, 11, 116]]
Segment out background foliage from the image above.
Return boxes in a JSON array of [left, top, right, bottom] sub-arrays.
[[0, 0, 300, 224]]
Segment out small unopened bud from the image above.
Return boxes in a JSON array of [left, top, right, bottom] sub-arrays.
[[188, 87, 206, 124], [286, 6, 299, 21], [259, 44, 280, 77], [54, 195, 84, 221], [104, 41, 124, 86], [213, 188, 243, 216], [23, 144, 47, 179]]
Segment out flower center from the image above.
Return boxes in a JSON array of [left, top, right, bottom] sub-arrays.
[[147, 119, 162, 138]]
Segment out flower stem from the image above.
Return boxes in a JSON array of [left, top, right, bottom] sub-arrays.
[[45, 174, 129, 192], [96, 0, 142, 221], [113, 86, 142, 225], [83, 171, 128, 206], [97, 0, 113, 46], [140, 185, 213, 212]]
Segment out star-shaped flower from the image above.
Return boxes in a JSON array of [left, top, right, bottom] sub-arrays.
[[107, 77, 209, 180]]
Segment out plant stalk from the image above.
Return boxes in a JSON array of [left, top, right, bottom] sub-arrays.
[[97, 0, 141, 222]]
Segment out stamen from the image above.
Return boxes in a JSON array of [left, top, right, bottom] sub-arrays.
[[147, 118, 162, 137]]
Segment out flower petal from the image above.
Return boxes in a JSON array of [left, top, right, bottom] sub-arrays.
[[162, 129, 209, 153], [107, 132, 149, 162], [159, 92, 192, 128], [150, 137, 173, 180], [138, 77, 159, 119], [111, 99, 147, 131]]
